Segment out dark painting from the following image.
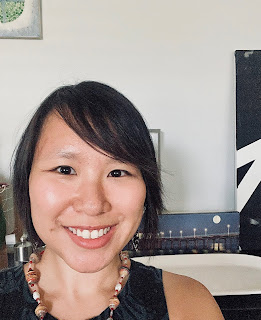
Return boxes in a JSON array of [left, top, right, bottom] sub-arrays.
[[236, 50, 261, 252]]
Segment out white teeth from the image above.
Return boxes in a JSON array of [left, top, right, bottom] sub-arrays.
[[104, 227, 111, 234], [69, 226, 111, 239], [91, 230, 99, 239], [72, 228, 77, 234], [82, 229, 91, 239]]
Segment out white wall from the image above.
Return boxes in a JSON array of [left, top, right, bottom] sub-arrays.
[[1, 0, 260, 216]]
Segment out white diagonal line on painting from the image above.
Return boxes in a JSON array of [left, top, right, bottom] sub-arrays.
[[237, 139, 261, 212]]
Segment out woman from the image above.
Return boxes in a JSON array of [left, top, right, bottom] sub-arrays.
[[0, 81, 224, 319]]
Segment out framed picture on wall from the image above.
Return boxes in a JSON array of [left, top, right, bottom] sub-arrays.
[[235, 50, 261, 253], [149, 129, 161, 164], [0, 0, 42, 39]]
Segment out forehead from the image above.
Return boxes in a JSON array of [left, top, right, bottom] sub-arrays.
[[39, 112, 78, 140], [33, 113, 117, 164], [34, 113, 86, 156]]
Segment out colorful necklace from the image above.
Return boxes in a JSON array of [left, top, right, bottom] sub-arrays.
[[25, 250, 131, 320]]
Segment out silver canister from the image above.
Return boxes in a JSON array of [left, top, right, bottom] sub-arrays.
[[14, 234, 33, 265]]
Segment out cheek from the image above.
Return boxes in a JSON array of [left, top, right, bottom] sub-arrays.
[[110, 182, 146, 216], [29, 176, 69, 219]]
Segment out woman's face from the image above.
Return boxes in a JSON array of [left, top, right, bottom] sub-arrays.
[[29, 113, 146, 273]]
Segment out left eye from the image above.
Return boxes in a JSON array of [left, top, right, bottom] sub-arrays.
[[108, 170, 129, 177]]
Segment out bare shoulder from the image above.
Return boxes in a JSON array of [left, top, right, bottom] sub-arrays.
[[163, 271, 224, 320]]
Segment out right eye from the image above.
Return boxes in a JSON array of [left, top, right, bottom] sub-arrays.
[[56, 166, 76, 175]]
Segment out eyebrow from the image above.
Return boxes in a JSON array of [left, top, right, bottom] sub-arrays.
[[54, 150, 126, 165], [55, 151, 81, 159]]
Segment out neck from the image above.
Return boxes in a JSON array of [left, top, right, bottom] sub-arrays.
[[24, 249, 130, 320], [35, 247, 122, 295]]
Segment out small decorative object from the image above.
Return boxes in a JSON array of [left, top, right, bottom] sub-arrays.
[[14, 233, 33, 265], [0, 0, 42, 39]]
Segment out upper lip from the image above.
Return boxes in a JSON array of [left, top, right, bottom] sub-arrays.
[[65, 225, 115, 230]]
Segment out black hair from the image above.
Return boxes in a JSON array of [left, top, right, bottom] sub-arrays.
[[12, 81, 163, 249]]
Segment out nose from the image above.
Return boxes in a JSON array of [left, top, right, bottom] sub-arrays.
[[72, 178, 111, 216]]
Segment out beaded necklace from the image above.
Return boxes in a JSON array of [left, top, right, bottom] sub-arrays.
[[25, 251, 131, 320]]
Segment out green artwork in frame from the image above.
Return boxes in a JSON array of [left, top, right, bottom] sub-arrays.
[[0, 0, 25, 23], [0, 0, 42, 39]]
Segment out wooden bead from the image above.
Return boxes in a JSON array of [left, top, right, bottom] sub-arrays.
[[121, 258, 131, 269], [119, 266, 129, 278], [26, 270, 39, 285], [109, 297, 120, 310], [33, 291, 41, 300], [115, 283, 122, 292], [120, 251, 129, 260], [35, 304, 48, 319], [29, 253, 40, 264]]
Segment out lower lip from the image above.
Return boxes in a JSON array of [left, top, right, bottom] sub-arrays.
[[65, 227, 115, 249]]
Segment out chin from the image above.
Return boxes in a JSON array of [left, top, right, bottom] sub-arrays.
[[69, 262, 103, 274], [61, 249, 113, 274]]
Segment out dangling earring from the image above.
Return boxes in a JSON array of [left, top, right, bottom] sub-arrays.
[[132, 230, 139, 252], [131, 206, 146, 252], [32, 240, 39, 254]]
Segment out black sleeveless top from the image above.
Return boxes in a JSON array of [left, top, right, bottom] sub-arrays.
[[0, 260, 169, 319]]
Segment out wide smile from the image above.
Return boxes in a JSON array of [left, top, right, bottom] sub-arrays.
[[65, 225, 115, 249], [68, 226, 111, 240]]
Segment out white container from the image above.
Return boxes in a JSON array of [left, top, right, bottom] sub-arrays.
[[133, 253, 261, 296]]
